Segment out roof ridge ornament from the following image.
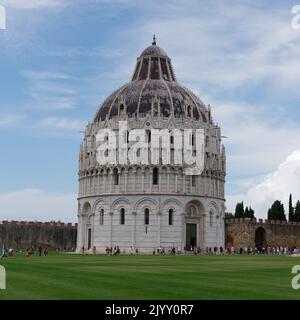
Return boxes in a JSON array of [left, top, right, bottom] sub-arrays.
[[152, 34, 157, 45]]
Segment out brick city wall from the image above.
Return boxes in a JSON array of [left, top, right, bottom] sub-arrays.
[[0, 221, 77, 250], [225, 218, 300, 249]]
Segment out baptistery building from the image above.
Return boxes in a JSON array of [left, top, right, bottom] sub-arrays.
[[77, 38, 226, 253]]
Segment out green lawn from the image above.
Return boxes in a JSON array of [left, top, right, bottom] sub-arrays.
[[0, 253, 300, 299]]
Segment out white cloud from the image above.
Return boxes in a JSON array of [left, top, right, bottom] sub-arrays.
[[205, 97, 300, 216], [124, 1, 300, 95], [203, 98, 300, 177], [0, 188, 76, 222], [39, 117, 85, 130], [226, 150, 300, 219], [0, 114, 26, 127], [22, 69, 76, 110], [22, 70, 71, 80]]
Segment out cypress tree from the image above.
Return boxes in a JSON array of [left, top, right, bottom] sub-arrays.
[[268, 200, 286, 221], [289, 194, 294, 222], [248, 206, 255, 219], [268, 208, 272, 220], [234, 202, 244, 218], [294, 201, 300, 222]]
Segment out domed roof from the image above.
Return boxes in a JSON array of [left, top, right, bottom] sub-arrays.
[[140, 44, 168, 57], [94, 38, 207, 123]]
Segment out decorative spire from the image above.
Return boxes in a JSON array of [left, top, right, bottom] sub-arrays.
[[152, 34, 157, 45]]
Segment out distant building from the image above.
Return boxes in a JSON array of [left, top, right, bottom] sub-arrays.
[[77, 39, 226, 253]]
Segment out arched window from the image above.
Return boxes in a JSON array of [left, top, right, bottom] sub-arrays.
[[191, 133, 195, 146], [170, 135, 174, 144], [120, 208, 125, 225], [187, 106, 192, 118], [187, 206, 197, 216], [146, 130, 151, 142], [144, 208, 150, 225], [99, 209, 104, 225], [153, 102, 159, 117], [153, 167, 159, 185], [209, 211, 213, 227], [168, 209, 173, 225], [82, 202, 91, 214], [113, 168, 119, 185], [119, 104, 125, 116]]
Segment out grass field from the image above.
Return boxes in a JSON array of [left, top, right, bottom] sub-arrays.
[[0, 253, 300, 300]]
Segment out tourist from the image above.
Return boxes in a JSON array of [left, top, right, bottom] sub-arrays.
[[26, 248, 33, 257], [1, 246, 7, 258]]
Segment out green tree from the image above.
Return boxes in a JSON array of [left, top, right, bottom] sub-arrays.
[[225, 212, 234, 219], [244, 206, 249, 217], [248, 206, 255, 219], [234, 202, 244, 218], [242, 205, 256, 219], [294, 201, 300, 222], [268, 200, 286, 221], [289, 194, 295, 222]]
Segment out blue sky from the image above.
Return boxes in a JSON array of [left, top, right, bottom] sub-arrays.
[[0, 0, 300, 222]]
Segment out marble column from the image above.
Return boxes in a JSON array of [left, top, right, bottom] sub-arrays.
[[181, 213, 185, 251], [109, 211, 113, 247], [141, 168, 145, 192], [157, 211, 162, 248], [132, 211, 137, 249], [200, 214, 206, 248]]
